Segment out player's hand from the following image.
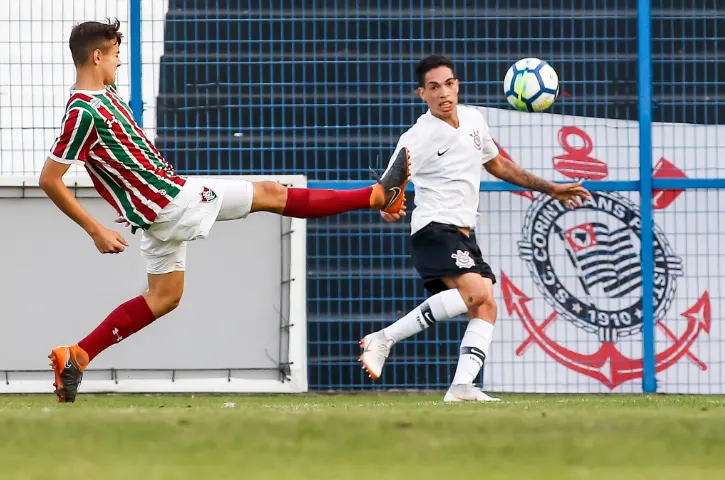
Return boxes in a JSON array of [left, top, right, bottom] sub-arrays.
[[380, 206, 406, 223], [91, 226, 129, 254], [550, 180, 591, 209], [114, 216, 131, 228]]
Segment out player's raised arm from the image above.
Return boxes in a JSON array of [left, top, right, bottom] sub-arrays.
[[39, 159, 128, 254], [483, 154, 591, 209]]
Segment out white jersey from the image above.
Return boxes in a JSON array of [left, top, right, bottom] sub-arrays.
[[385, 105, 499, 234]]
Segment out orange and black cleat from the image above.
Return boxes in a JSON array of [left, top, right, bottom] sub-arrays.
[[48, 345, 89, 403], [369, 147, 411, 214]]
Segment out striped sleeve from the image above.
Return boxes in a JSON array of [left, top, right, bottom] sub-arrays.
[[49, 108, 96, 165]]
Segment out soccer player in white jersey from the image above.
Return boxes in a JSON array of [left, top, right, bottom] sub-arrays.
[[41, 20, 410, 402], [359, 55, 590, 402]]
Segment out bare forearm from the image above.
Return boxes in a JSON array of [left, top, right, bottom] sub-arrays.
[[40, 179, 102, 236], [488, 157, 554, 194]]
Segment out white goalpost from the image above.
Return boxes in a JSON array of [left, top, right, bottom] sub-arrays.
[[0, 175, 308, 394]]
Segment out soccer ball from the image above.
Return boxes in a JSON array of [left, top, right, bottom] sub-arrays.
[[503, 58, 559, 112]]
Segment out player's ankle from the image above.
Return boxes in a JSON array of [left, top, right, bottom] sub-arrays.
[[369, 184, 385, 209], [71, 344, 90, 370]]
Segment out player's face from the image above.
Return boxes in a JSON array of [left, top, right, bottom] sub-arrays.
[[418, 66, 459, 118], [96, 40, 121, 85]]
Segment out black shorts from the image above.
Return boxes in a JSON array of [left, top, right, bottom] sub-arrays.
[[411, 222, 497, 295]]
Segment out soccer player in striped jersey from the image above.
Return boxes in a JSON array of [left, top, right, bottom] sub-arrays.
[[42, 19, 410, 402]]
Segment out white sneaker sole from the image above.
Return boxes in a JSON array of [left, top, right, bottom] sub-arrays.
[[443, 393, 502, 403]]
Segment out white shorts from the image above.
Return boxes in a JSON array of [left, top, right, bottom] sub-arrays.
[[140, 177, 254, 274]]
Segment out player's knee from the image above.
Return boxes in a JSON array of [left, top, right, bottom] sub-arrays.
[[258, 181, 286, 200], [251, 181, 288, 213], [163, 290, 183, 313], [480, 297, 498, 321], [463, 290, 490, 308], [148, 285, 184, 317], [463, 290, 497, 320]]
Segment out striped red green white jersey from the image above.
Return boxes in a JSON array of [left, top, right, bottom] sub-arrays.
[[49, 85, 186, 228]]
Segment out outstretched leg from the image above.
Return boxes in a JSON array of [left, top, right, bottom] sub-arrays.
[[247, 147, 411, 218]]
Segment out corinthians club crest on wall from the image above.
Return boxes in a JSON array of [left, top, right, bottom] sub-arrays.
[[518, 191, 681, 342], [497, 127, 711, 389]]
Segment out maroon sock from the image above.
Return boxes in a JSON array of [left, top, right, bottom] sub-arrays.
[[281, 187, 373, 218], [78, 296, 156, 362]]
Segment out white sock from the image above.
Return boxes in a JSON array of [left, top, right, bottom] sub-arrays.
[[383, 289, 468, 343], [451, 319, 495, 385]]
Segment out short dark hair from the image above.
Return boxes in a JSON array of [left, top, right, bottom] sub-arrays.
[[69, 18, 123, 66], [415, 55, 455, 87]]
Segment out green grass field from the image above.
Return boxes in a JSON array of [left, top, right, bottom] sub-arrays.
[[0, 393, 723, 479]]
